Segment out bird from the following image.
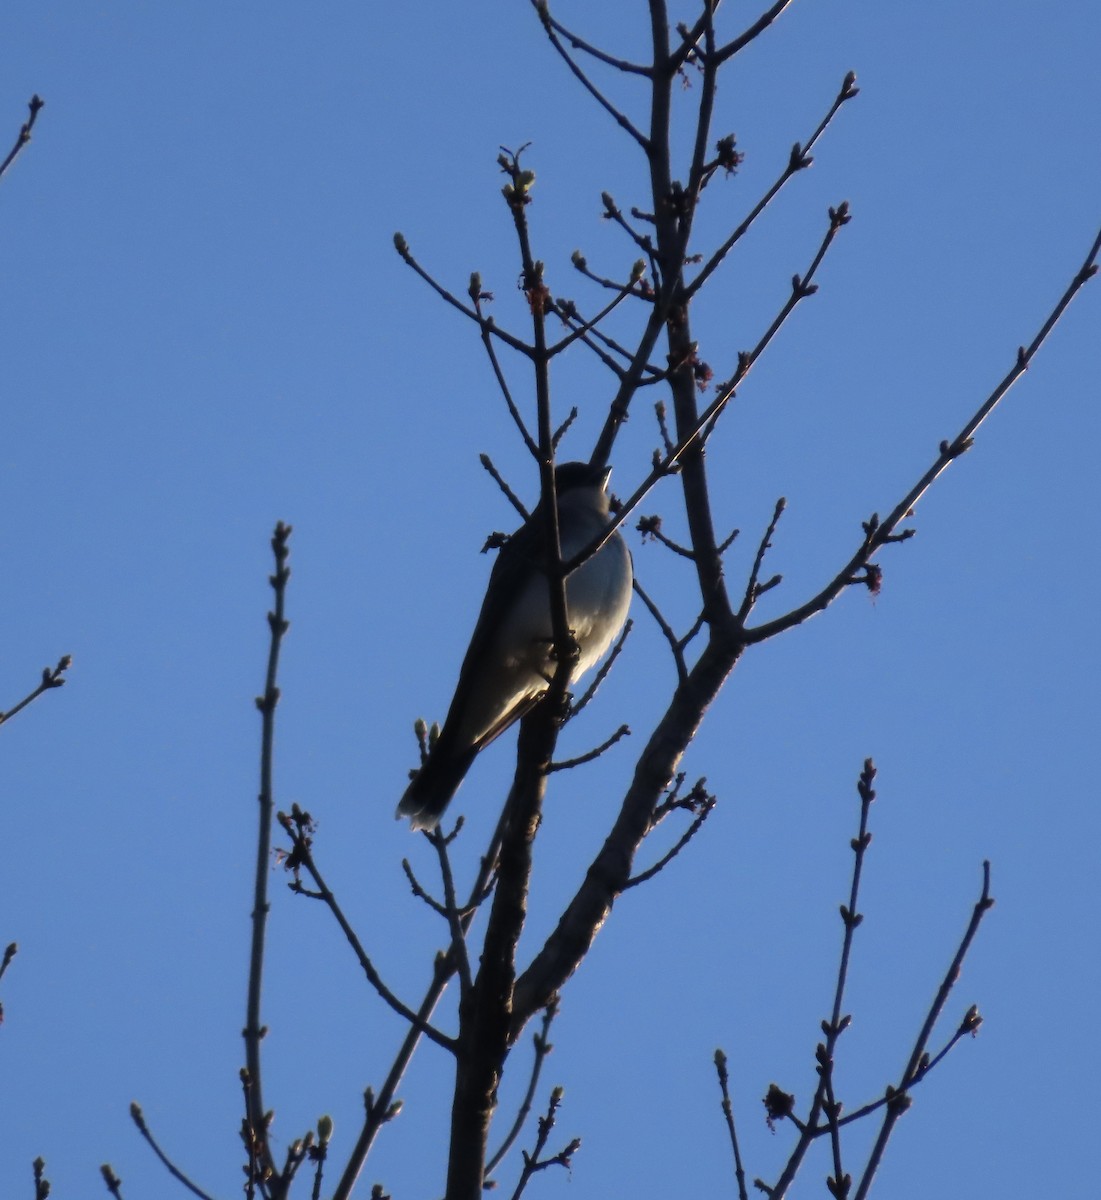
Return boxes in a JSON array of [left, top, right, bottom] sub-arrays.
[[397, 461, 633, 831]]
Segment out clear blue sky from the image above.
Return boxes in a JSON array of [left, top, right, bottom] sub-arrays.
[[1, 3, 1098, 1197]]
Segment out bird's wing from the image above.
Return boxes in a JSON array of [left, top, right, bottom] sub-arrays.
[[434, 518, 545, 744]]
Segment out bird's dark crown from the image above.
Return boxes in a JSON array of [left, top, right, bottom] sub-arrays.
[[553, 461, 609, 493]]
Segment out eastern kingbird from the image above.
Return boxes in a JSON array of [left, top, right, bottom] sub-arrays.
[[397, 461, 633, 831]]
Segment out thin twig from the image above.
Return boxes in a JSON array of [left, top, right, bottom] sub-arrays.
[[714, 0, 797, 64], [0, 95, 44, 183], [430, 827, 476, 997], [638, 515, 696, 559], [547, 724, 630, 772], [100, 1164, 125, 1198], [243, 522, 292, 1185], [713, 1049, 750, 1200], [330, 811, 511, 1200], [471, 283, 541, 458], [507, 1086, 581, 1200], [688, 72, 858, 300], [0, 942, 17, 986], [535, 6, 651, 76], [738, 498, 786, 620], [851, 864, 993, 1200], [746, 224, 1101, 645], [0, 656, 72, 728], [130, 1104, 219, 1200], [480, 454, 530, 520], [33, 1158, 50, 1200], [632, 577, 687, 682], [532, 1, 650, 150], [394, 234, 532, 356], [547, 274, 642, 357], [835, 1010, 981, 1129], [624, 793, 715, 887], [566, 203, 850, 577], [485, 1002, 560, 1177], [280, 814, 457, 1052]]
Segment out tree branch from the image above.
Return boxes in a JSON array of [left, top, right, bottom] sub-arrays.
[[0, 655, 71, 729], [746, 224, 1101, 645], [243, 521, 292, 1185], [0, 95, 44, 183], [532, 1, 651, 150], [687, 72, 858, 300]]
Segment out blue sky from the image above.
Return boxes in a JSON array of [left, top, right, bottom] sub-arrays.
[[1, 2, 1098, 1197]]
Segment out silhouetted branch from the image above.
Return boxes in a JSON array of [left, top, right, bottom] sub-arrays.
[[485, 1001, 560, 1179], [280, 809, 457, 1052], [715, 0, 797, 64], [566, 202, 851, 575], [429, 826, 476, 997], [100, 1163, 124, 1198], [739, 498, 786, 620], [0, 95, 44, 183], [330, 812, 511, 1200], [534, 6, 651, 76], [688, 73, 858, 300], [631, 576, 688, 682], [624, 790, 715, 887], [532, 2, 650, 150], [480, 454, 530, 520], [850, 864, 993, 1200], [471, 281, 540, 458], [0, 655, 71, 729], [713, 1049, 750, 1200], [130, 1104, 218, 1200], [394, 233, 533, 356], [746, 224, 1101, 645], [506, 1086, 581, 1200], [547, 724, 630, 772], [33, 1158, 50, 1200], [243, 521, 292, 1185]]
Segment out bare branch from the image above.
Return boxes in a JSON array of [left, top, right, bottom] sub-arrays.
[[851, 863, 994, 1200], [547, 269, 643, 357], [688, 72, 858, 300], [531, 2, 651, 150], [0, 95, 44, 183], [430, 826, 476, 997], [0, 655, 72, 729], [738, 498, 786, 621], [243, 521, 292, 1185], [130, 1104, 219, 1200], [471, 281, 540, 458], [566, 202, 850, 577], [506, 1085, 581, 1200], [394, 233, 533, 357], [480, 454, 530, 520], [631, 575, 688, 683], [534, 5, 651, 76], [331, 813, 511, 1200], [624, 791, 715, 887], [714, 0, 797, 64], [485, 1002, 560, 1179], [713, 1049, 751, 1200], [746, 224, 1101, 645], [280, 810, 457, 1052], [100, 1164, 125, 1199], [638, 513, 696, 559], [547, 724, 630, 772]]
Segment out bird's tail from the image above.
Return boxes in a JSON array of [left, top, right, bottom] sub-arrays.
[[395, 743, 479, 832]]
